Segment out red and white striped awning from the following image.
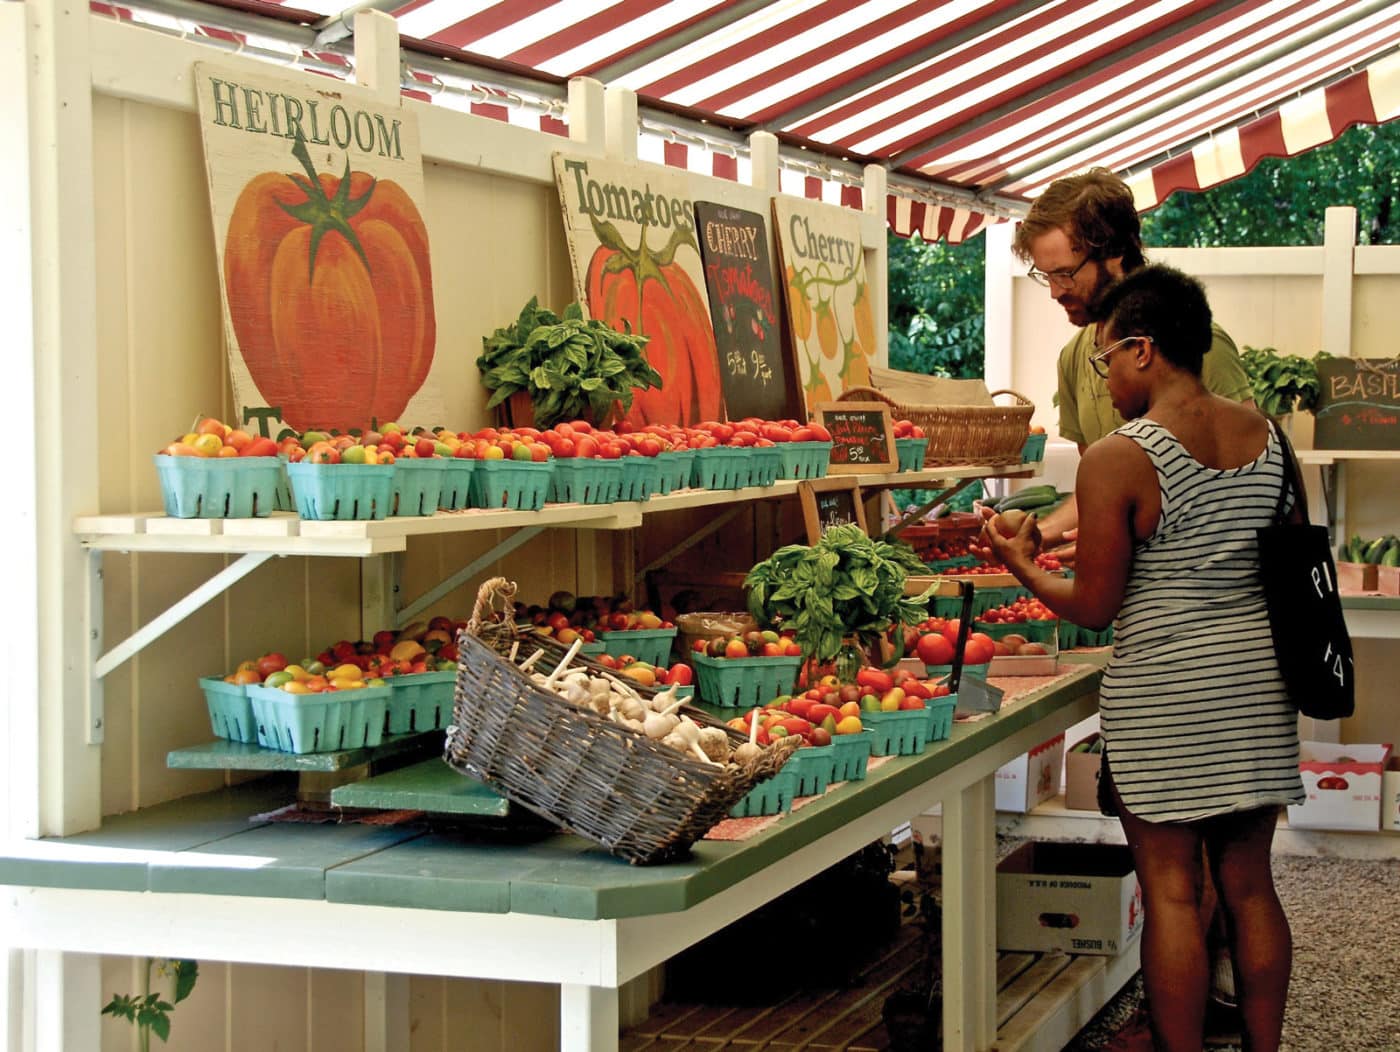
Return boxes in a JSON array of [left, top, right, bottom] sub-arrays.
[[126, 0, 1400, 239]]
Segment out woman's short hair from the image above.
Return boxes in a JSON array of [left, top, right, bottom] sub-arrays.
[[1012, 168, 1147, 271], [1093, 264, 1212, 376]]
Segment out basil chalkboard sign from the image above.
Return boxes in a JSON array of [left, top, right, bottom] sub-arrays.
[[694, 202, 792, 421], [1313, 358, 1400, 450], [799, 477, 867, 543], [815, 401, 897, 474]]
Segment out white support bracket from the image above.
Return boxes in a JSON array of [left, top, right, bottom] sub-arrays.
[[395, 527, 544, 628], [92, 552, 275, 681]]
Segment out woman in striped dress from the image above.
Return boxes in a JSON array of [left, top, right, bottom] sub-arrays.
[[984, 264, 1303, 1052]]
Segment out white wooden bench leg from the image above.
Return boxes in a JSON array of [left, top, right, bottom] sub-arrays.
[[363, 971, 410, 1052], [31, 951, 99, 1052], [942, 774, 997, 1051], [560, 983, 618, 1052]]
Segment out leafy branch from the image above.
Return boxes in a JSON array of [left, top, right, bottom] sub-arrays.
[[102, 958, 198, 1052], [1239, 345, 1330, 417]]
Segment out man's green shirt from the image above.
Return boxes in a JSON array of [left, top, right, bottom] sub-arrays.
[[1056, 321, 1251, 447]]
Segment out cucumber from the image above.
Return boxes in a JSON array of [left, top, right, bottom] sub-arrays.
[[997, 491, 1060, 512], [1363, 536, 1389, 564], [1382, 539, 1400, 568], [1346, 535, 1365, 563]]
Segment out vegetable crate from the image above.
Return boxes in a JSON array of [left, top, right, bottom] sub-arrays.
[[199, 677, 257, 744], [548, 459, 624, 504], [391, 458, 449, 517], [729, 768, 797, 818], [657, 450, 695, 494], [1021, 433, 1047, 463], [385, 671, 455, 734], [863, 708, 930, 756], [784, 734, 874, 795], [619, 456, 665, 501], [470, 460, 553, 511], [896, 437, 929, 472], [777, 441, 831, 480], [691, 653, 803, 708], [155, 454, 284, 519], [286, 462, 395, 521], [926, 695, 956, 742], [691, 446, 752, 490], [596, 628, 677, 666], [438, 460, 476, 511], [444, 633, 792, 864], [246, 684, 390, 754], [748, 446, 783, 487]]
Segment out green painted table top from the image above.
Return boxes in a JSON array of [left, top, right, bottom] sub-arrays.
[[1342, 594, 1400, 611], [167, 730, 441, 772], [328, 759, 510, 816], [0, 666, 1100, 921]]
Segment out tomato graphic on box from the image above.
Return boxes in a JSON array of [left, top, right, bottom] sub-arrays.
[[223, 135, 435, 431]]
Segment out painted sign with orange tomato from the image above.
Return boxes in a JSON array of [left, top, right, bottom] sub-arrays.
[[194, 63, 442, 436], [552, 153, 723, 428], [771, 196, 877, 417]]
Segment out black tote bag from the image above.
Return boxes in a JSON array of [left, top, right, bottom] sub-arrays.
[[1256, 419, 1355, 719]]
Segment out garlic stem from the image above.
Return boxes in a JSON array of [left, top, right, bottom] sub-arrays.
[[748, 707, 761, 746], [544, 637, 585, 688], [508, 641, 520, 663], [519, 648, 546, 673]]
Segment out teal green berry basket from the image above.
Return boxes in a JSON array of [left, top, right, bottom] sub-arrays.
[[247, 684, 390, 754], [1022, 618, 1059, 644], [831, 730, 874, 780], [199, 676, 257, 744], [385, 670, 455, 734], [925, 556, 979, 572], [155, 454, 284, 519], [692, 446, 750, 489], [784, 743, 839, 796], [657, 450, 695, 494], [863, 707, 930, 756], [273, 455, 294, 512], [470, 459, 553, 511], [748, 446, 782, 487], [597, 627, 677, 666], [896, 437, 929, 472], [548, 459, 624, 504], [973, 620, 1031, 641], [925, 695, 956, 742], [618, 456, 665, 501], [777, 441, 832, 480], [286, 462, 395, 521], [391, 457, 449, 517], [729, 767, 797, 818], [923, 662, 953, 681], [692, 653, 803, 708], [437, 459, 476, 511], [1021, 433, 1047, 464]]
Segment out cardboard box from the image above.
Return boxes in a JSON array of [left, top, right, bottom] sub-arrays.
[[1064, 733, 1103, 811], [997, 842, 1143, 956], [1382, 757, 1400, 832], [995, 733, 1064, 813], [1287, 741, 1392, 831], [1378, 565, 1400, 597], [1337, 561, 1378, 592]]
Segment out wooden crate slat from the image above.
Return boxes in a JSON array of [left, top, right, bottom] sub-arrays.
[[996, 955, 1107, 1052], [996, 951, 1038, 991], [996, 951, 1073, 1028]]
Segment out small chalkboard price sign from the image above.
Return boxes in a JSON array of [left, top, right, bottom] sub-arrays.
[[1313, 358, 1400, 450], [815, 401, 898, 474], [799, 477, 868, 543]]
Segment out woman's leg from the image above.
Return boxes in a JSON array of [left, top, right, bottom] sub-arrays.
[[1203, 808, 1289, 1052], [1111, 783, 1209, 1052]]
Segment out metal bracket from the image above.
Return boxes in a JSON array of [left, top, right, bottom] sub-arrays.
[[92, 552, 275, 680], [883, 478, 980, 539]]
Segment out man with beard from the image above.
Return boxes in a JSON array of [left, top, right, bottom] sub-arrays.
[[1012, 168, 1252, 560]]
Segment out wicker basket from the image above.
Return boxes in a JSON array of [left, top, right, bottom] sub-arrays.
[[444, 578, 794, 864], [837, 386, 1034, 467]]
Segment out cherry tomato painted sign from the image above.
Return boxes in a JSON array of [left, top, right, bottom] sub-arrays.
[[554, 154, 723, 428], [195, 63, 442, 434]]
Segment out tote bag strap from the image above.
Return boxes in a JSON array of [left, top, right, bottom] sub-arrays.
[[1267, 417, 1304, 527]]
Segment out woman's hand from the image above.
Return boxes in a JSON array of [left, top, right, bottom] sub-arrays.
[[973, 506, 1041, 572]]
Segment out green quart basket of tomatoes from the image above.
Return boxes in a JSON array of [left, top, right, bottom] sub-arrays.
[[728, 767, 798, 818], [692, 653, 804, 708]]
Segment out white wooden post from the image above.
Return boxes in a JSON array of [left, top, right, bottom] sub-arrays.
[[1321, 205, 1356, 360], [569, 77, 607, 151], [32, 951, 101, 1052], [604, 87, 639, 163], [748, 130, 780, 196], [983, 221, 1016, 395], [864, 164, 890, 368], [941, 776, 997, 1051]]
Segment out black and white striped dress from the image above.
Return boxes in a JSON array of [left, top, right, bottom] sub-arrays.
[[1099, 418, 1304, 823]]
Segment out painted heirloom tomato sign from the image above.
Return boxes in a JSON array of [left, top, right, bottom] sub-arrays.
[[553, 154, 723, 427], [772, 197, 877, 416], [194, 63, 443, 435]]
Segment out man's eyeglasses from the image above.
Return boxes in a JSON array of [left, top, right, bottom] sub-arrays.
[[1089, 335, 1147, 379], [1027, 255, 1092, 289]]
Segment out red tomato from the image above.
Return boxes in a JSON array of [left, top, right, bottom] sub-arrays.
[[916, 632, 955, 665]]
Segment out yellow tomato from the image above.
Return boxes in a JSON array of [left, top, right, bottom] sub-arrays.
[[329, 663, 362, 680], [281, 681, 312, 695], [191, 433, 224, 457], [283, 663, 310, 681]]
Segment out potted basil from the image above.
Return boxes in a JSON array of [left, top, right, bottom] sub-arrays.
[[1239, 345, 1329, 419], [744, 524, 934, 675], [477, 298, 662, 429]]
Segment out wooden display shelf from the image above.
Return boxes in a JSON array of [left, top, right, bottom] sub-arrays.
[[167, 730, 442, 773], [329, 758, 509, 817], [74, 463, 1039, 558]]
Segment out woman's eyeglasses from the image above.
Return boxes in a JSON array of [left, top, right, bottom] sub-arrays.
[[1027, 255, 1092, 289], [1089, 335, 1148, 378]]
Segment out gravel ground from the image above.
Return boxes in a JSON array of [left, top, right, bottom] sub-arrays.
[[1063, 853, 1400, 1051]]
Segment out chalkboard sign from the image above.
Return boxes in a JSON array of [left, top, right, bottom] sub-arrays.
[[799, 477, 868, 543], [814, 401, 898, 474], [694, 202, 793, 421], [1314, 358, 1400, 450]]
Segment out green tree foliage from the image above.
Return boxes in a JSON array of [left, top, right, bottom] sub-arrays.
[[885, 231, 986, 378], [1141, 122, 1400, 247], [885, 120, 1400, 378]]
